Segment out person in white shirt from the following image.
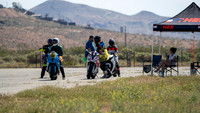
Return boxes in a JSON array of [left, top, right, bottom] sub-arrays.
[[155, 47, 177, 77]]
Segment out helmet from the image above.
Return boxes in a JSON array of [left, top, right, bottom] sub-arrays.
[[47, 39, 53, 45], [52, 38, 59, 46], [109, 39, 115, 46], [94, 36, 101, 44], [100, 41, 106, 48]]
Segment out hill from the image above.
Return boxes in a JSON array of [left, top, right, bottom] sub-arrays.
[[0, 8, 197, 50], [30, 0, 168, 35]]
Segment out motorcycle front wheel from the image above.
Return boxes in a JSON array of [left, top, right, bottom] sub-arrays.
[[87, 63, 95, 79], [50, 66, 57, 80]]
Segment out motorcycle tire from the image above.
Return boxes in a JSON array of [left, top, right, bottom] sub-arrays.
[[113, 74, 117, 77], [87, 73, 91, 79], [91, 74, 96, 79], [87, 64, 94, 79], [51, 76, 57, 80], [50, 67, 57, 80]]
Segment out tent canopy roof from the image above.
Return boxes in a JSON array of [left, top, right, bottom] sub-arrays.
[[153, 2, 200, 32]]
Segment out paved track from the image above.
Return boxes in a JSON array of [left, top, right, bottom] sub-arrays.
[[0, 67, 190, 95]]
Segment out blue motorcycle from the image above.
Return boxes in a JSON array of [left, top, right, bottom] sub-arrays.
[[47, 51, 60, 80]]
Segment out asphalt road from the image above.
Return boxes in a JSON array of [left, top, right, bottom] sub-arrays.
[[0, 67, 190, 95]]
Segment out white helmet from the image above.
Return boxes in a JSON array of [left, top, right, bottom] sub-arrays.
[[52, 38, 59, 46]]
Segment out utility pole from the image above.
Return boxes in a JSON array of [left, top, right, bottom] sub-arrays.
[[124, 26, 127, 47]]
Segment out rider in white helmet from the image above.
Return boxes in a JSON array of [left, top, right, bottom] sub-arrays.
[[49, 38, 66, 80]]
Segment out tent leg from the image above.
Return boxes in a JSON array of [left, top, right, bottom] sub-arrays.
[[151, 34, 155, 76], [159, 32, 162, 55], [193, 32, 195, 62]]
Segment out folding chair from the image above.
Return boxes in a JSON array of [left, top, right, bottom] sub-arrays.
[[143, 55, 162, 75], [165, 56, 179, 76], [190, 62, 200, 75]]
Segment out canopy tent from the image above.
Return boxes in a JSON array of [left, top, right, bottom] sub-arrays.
[[151, 2, 200, 75], [153, 2, 200, 32]]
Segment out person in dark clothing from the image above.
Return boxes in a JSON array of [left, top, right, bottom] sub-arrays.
[[49, 38, 65, 80], [107, 39, 120, 77], [94, 36, 106, 53], [40, 39, 53, 78], [94, 36, 110, 78], [85, 36, 95, 57]]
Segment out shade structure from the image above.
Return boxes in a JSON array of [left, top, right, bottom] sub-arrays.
[[151, 2, 200, 75], [153, 2, 200, 32]]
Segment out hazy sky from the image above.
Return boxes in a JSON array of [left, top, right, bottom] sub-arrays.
[[1, 0, 200, 17]]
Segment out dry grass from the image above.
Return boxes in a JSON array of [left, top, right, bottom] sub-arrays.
[[1, 76, 200, 113], [0, 8, 197, 50]]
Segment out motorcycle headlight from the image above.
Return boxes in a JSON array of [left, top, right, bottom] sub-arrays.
[[50, 53, 56, 58]]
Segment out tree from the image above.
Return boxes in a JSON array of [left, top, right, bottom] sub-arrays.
[[12, 2, 22, 9]]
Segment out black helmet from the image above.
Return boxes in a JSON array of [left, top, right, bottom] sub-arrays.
[[109, 39, 115, 46], [47, 39, 53, 45], [170, 47, 177, 53], [89, 35, 94, 39], [94, 36, 101, 44]]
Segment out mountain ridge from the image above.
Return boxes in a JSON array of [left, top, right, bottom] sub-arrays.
[[0, 8, 196, 50], [30, 0, 169, 35]]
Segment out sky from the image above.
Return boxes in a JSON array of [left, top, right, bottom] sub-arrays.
[[1, 0, 200, 17]]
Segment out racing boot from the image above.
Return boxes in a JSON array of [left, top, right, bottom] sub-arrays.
[[60, 66, 65, 80], [117, 68, 120, 77], [40, 66, 46, 78], [116, 63, 120, 77], [101, 71, 107, 79]]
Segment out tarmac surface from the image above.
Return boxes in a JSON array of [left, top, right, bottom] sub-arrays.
[[0, 67, 190, 95]]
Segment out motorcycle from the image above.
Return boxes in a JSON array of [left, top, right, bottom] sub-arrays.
[[47, 51, 60, 80], [103, 54, 118, 78], [86, 49, 99, 79]]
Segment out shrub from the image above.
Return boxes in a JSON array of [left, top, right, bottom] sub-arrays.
[[27, 52, 40, 64], [14, 56, 26, 62], [62, 55, 77, 66], [2, 57, 13, 62]]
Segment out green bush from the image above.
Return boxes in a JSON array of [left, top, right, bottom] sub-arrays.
[[27, 52, 40, 64], [14, 56, 26, 62], [136, 54, 151, 62], [62, 55, 78, 66], [2, 57, 13, 62]]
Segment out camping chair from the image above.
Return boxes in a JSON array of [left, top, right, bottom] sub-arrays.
[[165, 56, 179, 76], [190, 62, 200, 75], [143, 55, 162, 75]]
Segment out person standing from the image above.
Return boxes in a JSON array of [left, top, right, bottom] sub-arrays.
[[39, 39, 53, 78], [85, 36, 95, 57], [83, 36, 96, 64]]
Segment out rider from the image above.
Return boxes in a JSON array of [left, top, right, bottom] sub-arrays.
[[40, 39, 53, 78], [49, 38, 66, 80], [94, 36, 110, 78], [107, 39, 120, 77]]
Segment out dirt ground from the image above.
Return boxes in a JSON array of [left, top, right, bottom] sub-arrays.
[[0, 67, 190, 95]]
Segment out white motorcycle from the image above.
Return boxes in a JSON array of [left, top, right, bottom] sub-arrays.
[[102, 54, 118, 78], [86, 49, 100, 79]]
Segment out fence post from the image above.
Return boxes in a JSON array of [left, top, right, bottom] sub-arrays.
[[40, 52, 42, 68], [181, 50, 183, 66], [134, 51, 136, 67], [126, 50, 131, 67], [36, 54, 37, 68]]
